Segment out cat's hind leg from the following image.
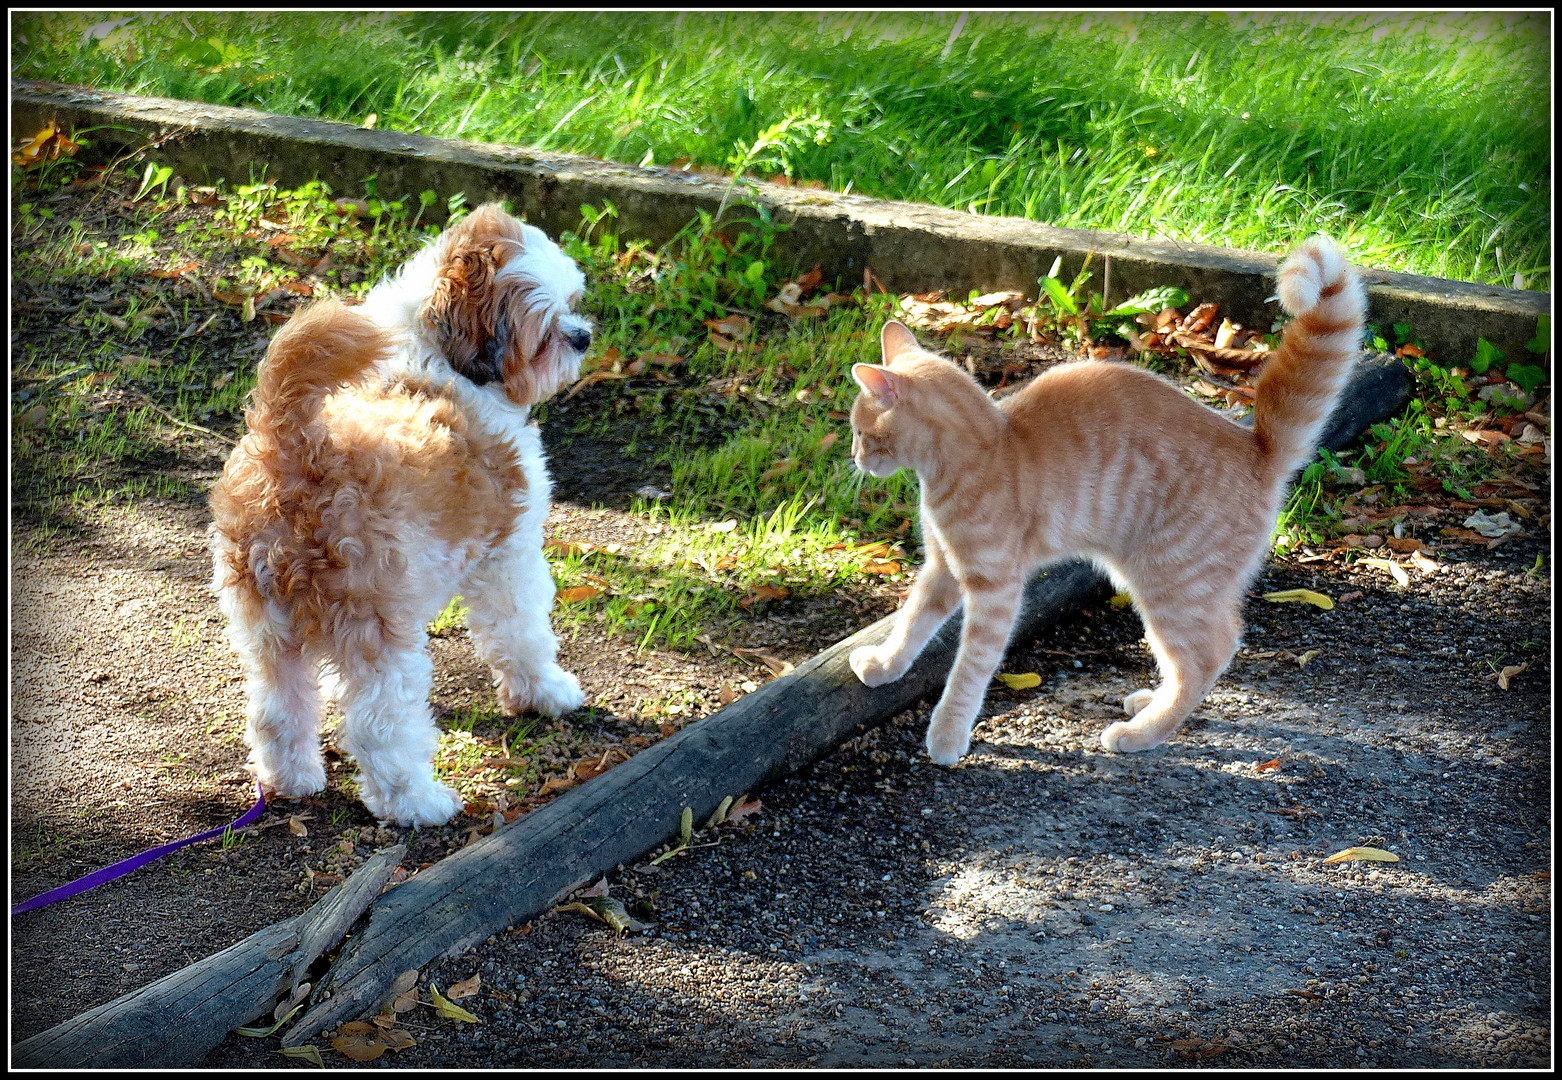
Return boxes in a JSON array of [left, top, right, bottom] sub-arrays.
[[1101, 598, 1241, 752]]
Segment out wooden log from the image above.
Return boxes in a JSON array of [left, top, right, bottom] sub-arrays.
[[12, 845, 404, 1068]]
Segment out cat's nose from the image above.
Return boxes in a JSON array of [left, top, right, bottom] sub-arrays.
[[565, 326, 593, 353]]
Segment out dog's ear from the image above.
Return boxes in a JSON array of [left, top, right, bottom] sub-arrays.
[[420, 207, 523, 385]]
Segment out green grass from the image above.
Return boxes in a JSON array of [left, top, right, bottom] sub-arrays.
[[12, 10, 1549, 289]]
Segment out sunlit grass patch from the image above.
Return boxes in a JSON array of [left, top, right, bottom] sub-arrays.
[[13, 10, 1549, 288]]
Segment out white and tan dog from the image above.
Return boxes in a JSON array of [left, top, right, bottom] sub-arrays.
[[209, 203, 590, 826]]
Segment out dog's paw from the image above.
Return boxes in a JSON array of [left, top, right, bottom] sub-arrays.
[[849, 645, 900, 688], [252, 759, 327, 800], [365, 780, 464, 828], [496, 665, 585, 717]]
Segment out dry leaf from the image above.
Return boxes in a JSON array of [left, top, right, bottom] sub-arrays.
[[704, 313, 752, 338], [447, 973, 481, 1001], [727, 794, 763, 823], [277, 1046, 324, 1065], [707, 330, 747, 353], [331, 1020, 416, 1061], [1256, 758, 1283, 772], [861, 560, 902, 575], [1496, 662, 1527, 690], [287, 815, 308, 837], [1262, 589, 1335, 610], [738, 584, 789, 609], [1295, 649, 1319, 669], [996, 672, 1042, 690], [718, 683, 740, 706], [429, 984, 481, 1023], [563, 369, 630, 400], [1357, 556, 1410, 587], [556, 585, 602, 604], [1322, 846, 1400, 865]]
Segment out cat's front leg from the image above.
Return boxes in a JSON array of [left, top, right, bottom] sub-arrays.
[[923, 577, 1023, 765], [849, 535, 960, 688]]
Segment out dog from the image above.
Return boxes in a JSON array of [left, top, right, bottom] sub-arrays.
[[209, 202, 591, 826]]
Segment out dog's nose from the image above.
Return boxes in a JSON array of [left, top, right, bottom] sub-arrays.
[[565, 326, 592, 352]]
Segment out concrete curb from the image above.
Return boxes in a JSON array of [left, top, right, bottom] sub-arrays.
[[13, 81, 1550, 365]]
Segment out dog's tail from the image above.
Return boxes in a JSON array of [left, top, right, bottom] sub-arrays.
[[248, 300, 392, 442], [1251, 235, 1367, 480]]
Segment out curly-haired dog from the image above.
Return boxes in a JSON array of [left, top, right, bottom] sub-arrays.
[[210, 203, 591, 826]]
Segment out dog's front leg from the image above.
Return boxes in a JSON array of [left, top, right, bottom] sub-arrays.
[[462, 537, 585, 718]]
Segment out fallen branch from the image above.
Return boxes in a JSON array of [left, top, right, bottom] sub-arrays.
[[13, 845, 404, 1067]]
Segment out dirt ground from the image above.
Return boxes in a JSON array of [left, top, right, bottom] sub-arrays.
[[11, 408, 1552, 1067]]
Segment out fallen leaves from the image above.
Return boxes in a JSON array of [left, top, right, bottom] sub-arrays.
[[13, 125, 81, 170], [1322, 846, 1400, 865], [1261, 589, 1335, 610], [330, 1020, 417, 1061], [1463, 509, 1524, 538], [429, 983, 481, 1023], [996, 672, 1042, 690], [705, 313, 753, 353], [1356, 556, 1410, 588], [1494, 662, 1528, 691]]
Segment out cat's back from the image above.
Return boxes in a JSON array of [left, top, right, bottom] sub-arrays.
[[1003, 359, 1247, 439]]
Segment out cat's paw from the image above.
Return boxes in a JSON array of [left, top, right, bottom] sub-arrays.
[[1100, 719, 1167, 753], [924, 721, 971, 765], [850, 645, 900, 688], [1122, 689, 1154, 717]]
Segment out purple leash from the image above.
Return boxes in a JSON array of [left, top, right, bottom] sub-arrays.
[[11, 781, 268, 917]]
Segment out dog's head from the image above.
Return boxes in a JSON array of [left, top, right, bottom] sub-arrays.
[[419, 202, 592, 406]]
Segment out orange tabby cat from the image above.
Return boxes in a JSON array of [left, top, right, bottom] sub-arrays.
[[847, 235, 1365, 763]]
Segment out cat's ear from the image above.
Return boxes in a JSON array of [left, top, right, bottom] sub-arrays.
[[880, 320, 920, 363], [852, 362, 901, 405]]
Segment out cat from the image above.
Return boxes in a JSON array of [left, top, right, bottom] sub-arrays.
[[846, 235, 1365, 763]]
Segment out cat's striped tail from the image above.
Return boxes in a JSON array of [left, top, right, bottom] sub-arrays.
[[1251, 235, 1367, 479]]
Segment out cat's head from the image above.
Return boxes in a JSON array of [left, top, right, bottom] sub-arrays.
[[849, 320, 924, 477]]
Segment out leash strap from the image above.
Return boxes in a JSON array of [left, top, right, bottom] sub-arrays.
[[11, 781, 268, 917]]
